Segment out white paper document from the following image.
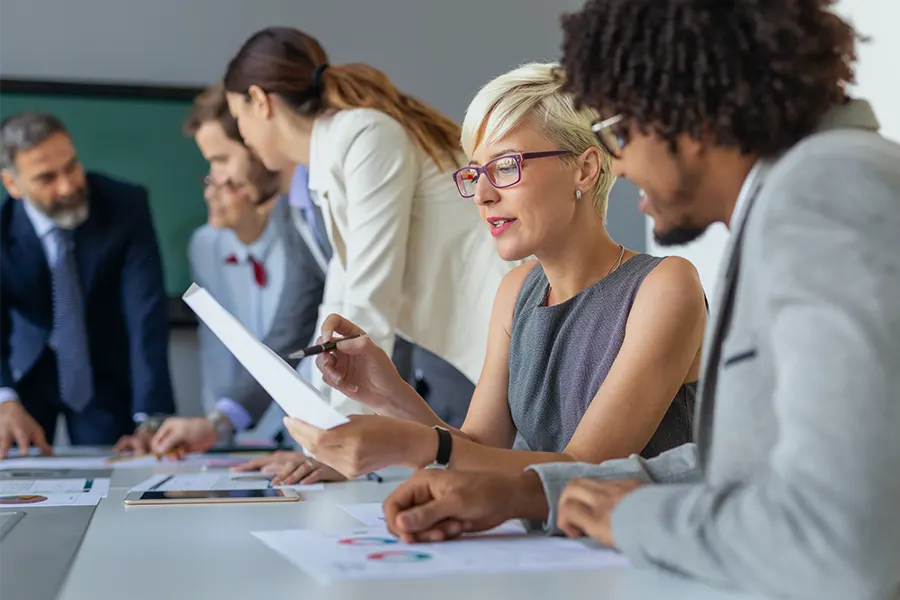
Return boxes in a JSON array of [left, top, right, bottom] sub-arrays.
[[252, 524, 629, 584], [183, 283, 349, 430], [336, 503, 528, 535], [130, 473, 325, 493], [0, 452, 258, 471], [0, 478, 110, 508], [338, 502, 390, 526]]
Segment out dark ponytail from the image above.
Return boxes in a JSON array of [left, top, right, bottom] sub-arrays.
[[224, 27, 461, 170]]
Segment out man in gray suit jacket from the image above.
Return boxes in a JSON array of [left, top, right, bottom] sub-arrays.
[[149, 85, 325, 452], [379, 2, 900, 599]]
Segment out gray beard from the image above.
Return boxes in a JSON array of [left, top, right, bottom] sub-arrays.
[[25, 196, 89, 230]]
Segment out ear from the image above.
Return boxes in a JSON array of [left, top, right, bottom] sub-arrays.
[[247, 85, 274, 120], [0, 169, 23, 199], [573, 146, 604, 195], [677, 130, 706, 160], [254, 196, 277, 218]]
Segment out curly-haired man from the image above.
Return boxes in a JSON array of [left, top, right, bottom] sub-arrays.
[[377, 2, 900, 598]]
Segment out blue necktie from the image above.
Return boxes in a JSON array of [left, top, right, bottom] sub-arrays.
[[304, 201, 333, 262], [50, 229, 94, 412], [289, 166, 333, 261]]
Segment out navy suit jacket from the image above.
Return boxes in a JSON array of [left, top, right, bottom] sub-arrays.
[[0, 172, 175, 419]]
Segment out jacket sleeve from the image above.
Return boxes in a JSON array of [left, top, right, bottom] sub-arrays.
[[119, 188, 175, 416]]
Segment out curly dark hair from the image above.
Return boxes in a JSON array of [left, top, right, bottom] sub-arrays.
[[560, 0, 863, 157]]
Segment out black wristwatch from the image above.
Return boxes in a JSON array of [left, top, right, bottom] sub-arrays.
[[426, 426, 452, 470]]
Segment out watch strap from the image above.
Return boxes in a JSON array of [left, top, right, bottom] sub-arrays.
[[433, 426, 452, 468]]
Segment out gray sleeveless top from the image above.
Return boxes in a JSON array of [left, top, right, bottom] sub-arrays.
[[508, 254, 696, 458]]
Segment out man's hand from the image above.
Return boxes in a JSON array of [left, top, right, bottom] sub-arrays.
[[150, 417, 218, 454], [112, 428, 155, 455], [0, 400, 52, 459], [557, 478, 645, 547], [383, 469, 549, 543]]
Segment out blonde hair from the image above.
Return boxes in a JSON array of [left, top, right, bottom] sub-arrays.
[[461, 62, 615, 217]]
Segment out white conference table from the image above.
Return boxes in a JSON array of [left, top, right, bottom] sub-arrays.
[[5, 450, 766, 600]]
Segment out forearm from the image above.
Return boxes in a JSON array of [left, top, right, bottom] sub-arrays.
[[400, 424, 576, 471], [379, 381, 446, 425], [528, 443, 700, 534]]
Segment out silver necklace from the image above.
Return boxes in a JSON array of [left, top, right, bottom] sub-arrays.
[[606, 244, 625, 276]]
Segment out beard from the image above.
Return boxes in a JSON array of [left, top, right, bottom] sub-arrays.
[[653, 226, 708, 246], [27, 188, 89, 230], [649, 159, 709, 247]]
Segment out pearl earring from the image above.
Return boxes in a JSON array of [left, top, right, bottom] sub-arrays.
[[576, 189, 583, 201]]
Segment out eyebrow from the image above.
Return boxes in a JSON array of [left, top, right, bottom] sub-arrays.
[[468, 148, 520, 166]]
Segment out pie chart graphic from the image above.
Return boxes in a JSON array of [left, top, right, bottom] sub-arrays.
[[338, 536, 398, 547], [367, 550, 432, 563], [0, 495, 48, 505]]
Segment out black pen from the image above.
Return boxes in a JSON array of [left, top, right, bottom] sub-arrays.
[[366, 472, 384, 483], [288, 334, 364, 359]]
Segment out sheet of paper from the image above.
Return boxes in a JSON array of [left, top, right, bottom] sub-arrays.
[[130, 473, 325, 493], [338, 502, 390, 526], [0, 452, 260, 471], [252, 524, 629, 584], [183, 284, 349, 430], [0, 477, 110, 497], [335, 503, 527, 535], [0, 456, 112, 471], [0, 478, 109, 508]]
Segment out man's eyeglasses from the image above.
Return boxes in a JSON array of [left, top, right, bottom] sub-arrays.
[[591, 114, 627, 159], [202, 175, 249, 193], [451, 150, 573, 198], [202, 175, 274, 207]]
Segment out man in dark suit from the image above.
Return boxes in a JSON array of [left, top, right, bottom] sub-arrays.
[[0, 111, 175, 457]]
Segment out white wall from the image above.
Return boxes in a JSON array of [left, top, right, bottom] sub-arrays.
[[648, 0, 899, 304], [0, 0, 582, 123]]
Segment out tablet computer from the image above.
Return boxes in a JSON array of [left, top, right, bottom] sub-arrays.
[[123, 488, 300, 505]]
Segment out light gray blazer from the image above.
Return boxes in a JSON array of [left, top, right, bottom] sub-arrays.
[[530, 99, 900, 600], [190, 196, 325, 424]]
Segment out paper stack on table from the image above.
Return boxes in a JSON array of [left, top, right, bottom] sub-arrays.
[[0, 452, 257, 471], [0, 477, 110, 508], [183, 283, 349, 430]]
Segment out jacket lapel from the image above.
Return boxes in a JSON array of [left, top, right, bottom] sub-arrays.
[[72, 192, 108, 297], [694, 179, 766, 467]]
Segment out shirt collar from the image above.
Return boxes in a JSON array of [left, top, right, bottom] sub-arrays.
[[306, 116, 330, 200], [21, 199, 58, 239], [224, 212, 280, 263], [729, 160, 772, 232], [288, 164, 312, 209]]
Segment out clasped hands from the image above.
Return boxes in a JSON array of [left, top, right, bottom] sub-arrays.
[[381, 469, 645, 548]]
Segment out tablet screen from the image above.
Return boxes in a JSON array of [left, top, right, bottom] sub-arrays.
[[138, 489, 287, 500]]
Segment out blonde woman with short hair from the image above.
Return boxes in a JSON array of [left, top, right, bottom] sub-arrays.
[[272, 63, 707, 482]]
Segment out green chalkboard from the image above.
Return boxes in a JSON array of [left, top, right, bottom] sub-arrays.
[[0, 81, 208, 296]]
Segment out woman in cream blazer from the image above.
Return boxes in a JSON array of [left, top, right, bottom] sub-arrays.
[[222, 27, 513, 415]]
